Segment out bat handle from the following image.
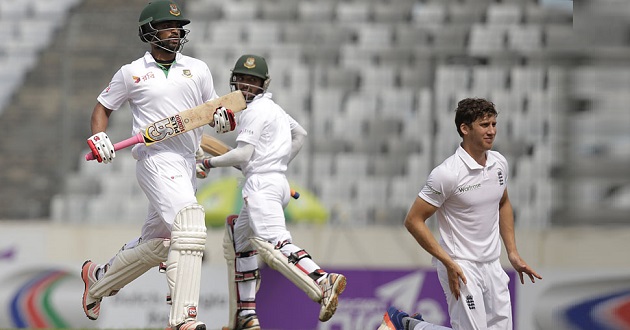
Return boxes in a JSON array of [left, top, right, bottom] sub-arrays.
[[291, 189, 300, 200], [85, 133, 144, 161]]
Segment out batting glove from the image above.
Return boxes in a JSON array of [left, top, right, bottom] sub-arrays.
[[195, 157, 214, 179], [212, 107, 236, 134], [87, 132, 115, 164]]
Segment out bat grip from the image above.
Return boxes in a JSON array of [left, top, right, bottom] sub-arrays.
[[85, 133, 144, 161], [291, 189, 300, 200]]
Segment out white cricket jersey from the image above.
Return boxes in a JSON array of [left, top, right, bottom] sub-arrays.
[[97, 51, 218, 156], [419, 145, 508, 262], [235, 93, 301, 177]]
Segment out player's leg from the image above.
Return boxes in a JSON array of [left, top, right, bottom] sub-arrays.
[[245, 176, 346, 322], [82, 236, 169, 320], [165, 204, 207, 330], [223, 214, 261, 330], [136, 152, 207, 330], [484, 260, 512, 330], [436, 260, 486, 330]]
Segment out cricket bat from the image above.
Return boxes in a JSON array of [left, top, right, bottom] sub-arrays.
[[85, 91, 246, 161], [200, 134, 300, 199]]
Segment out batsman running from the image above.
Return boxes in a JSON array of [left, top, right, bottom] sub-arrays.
[[80, 1, 234, 329], [196, 54, 347, 330]]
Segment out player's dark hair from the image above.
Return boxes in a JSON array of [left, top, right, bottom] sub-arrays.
[[454, 98, 498, 137]]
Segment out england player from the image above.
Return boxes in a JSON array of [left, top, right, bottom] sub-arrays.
[[400, 98, 542, 330], [196, 54, 347, 330], [80, 1, 229, 329]]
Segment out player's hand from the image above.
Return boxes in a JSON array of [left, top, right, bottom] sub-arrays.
[[445, 261, 467, 300], [87, 132, 115, 164], [196, 157, 214, 179], [195, 148, 207, 179], [212, 107, 236, 134], [508, 252, 543, 284]]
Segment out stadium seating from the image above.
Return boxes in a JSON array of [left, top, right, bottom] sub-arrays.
[[18, 0, 582, 226]]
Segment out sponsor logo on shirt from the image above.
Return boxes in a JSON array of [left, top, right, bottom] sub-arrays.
[[498, 170, 504, 186], [132, 72, 155, 84], [457, 183, 481, 193]]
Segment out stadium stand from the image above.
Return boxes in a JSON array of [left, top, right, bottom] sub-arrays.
[[0, 0, 595, 227]]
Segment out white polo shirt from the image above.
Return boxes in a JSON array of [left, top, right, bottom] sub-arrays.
[[419, 145, 508, 262], [235, 93, 302, 177], [97, 51, 218, 156]]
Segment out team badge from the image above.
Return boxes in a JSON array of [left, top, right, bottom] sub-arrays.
[[169, 4, 181, 16], [182, 69, 192, 78], [244, 57, 256, 69]]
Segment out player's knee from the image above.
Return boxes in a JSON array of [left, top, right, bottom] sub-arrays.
[[171, 204, 206, 252]]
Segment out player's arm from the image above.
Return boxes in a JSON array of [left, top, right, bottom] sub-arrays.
[[87, 102, 116, 164], [404, 197, 467, 299], [202, 142, 254, 169], [289, 121, 307, 163], [499, 189, 543, 284]]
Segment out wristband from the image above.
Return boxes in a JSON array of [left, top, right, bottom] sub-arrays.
[[202, 158, 214, 169]]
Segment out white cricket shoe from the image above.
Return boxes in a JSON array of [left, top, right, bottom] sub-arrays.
[[318, 273, 347, 322], [81, 260, 101, 320], [168, 320, 206, 330]]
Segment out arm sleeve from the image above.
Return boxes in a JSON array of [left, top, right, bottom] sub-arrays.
[[209, 142, 254, 168], [418, 166, 456, 207], [97, 68, 128, 111], [288, 115, 307, 163]]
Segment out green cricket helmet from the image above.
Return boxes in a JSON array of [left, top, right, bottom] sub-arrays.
[[138, 0, 190, 52], [229, 55, 271, 102]]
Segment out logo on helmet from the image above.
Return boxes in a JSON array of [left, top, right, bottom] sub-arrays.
[[244, 57, 256, 69], [169, 4, 181, 16]]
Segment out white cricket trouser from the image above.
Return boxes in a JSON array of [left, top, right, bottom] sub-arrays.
[[133, 148, 199, 240], [436, 259, 512, 330], [233, 172, 292, 252]]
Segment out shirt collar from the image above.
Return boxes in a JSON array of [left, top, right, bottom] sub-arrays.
[[456, 144, 497, 170], [252, 92, 272, 102], [144, 51, 182, 66]]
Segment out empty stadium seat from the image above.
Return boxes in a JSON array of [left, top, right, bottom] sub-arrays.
[[259, 0, 298, 21], [507, 24, 543, 53], [486, 4, 523, 25], [336, 2, 370, 22], [511, 66, 546, 95], [411, 3, 447, 28], [297, 1, 335, 22], [469, 24, 508, 57], [222, 1, 259, 21], [448, 3, 487, 25], [373, 2, 413, 23], [471, 66, 509, 95]]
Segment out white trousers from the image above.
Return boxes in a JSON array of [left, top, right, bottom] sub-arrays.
[[436, 259, 512, 330], [133, 148, 198, 241], [233, 172, 292, 253]]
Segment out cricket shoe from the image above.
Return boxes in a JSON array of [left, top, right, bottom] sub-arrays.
[[235, 313, 260, 330], [378, 306, 424, 330], [168, 320, 206, 330], [318, 273, 347, 322], [81, 260, 101, 320]]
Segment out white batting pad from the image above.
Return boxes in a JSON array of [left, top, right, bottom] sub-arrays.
[[250, 237, 322, 302], [89, 238, 169, 298], [223, 216, 238, 329], [166, 204, 207, 327]]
